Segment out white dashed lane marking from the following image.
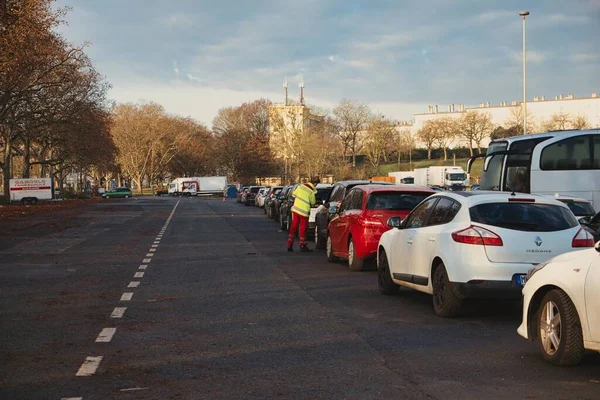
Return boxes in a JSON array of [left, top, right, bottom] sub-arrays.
[[76, 356, 103, 376], [120, 293, 133, 301], [111, 307, 126, 318], [62, 397, 83, 400], [95, 328, 117, 343], [151, 244, 158, 248], [149, 249, 156, 252], [128, 281, 140, 288], [134, 272, 144, 278], [145, 253, 154, 257], [139, 265, 147, 270], [142, 258, 152, 263]]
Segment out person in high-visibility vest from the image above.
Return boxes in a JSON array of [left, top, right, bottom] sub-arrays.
[[287, 177, 319, 252]]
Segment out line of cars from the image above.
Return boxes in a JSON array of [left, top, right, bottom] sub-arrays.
[[237, 182, 600, 366]]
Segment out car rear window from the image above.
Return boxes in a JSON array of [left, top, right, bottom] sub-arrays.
[[366, 192, 433, 211], [316, 188, 332, 202], [469, 202, 578, 232], [250, 187, 260, 193], [560, 200, 595, 217]]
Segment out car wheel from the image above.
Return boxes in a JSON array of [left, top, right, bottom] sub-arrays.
[[432, 263, 462, 318], [537, 289, 584, 366], [124, 195, 129, 199], [378, 250, 399, 295], [315, 224, 325, 249], [348, 238, 364, 271], [326, 233, 339, 263]]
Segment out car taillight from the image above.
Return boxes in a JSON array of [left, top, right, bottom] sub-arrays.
[[358, 217, 384, 227], [572, 227, 594, 247], [452, 225, 503, 246]]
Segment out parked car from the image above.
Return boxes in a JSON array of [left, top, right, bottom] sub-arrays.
[[377, 191, 595, 317], [273, 185, 293, 222], [255, 187, 270, 208], [314, 180, 393, 249], [264, 186, 283, 217], [552, 195, 596, 220], [579, 212, 600, 242], [279, 183, 300, 231], [236, 187, 248, 203], [518, 243, 600, 366], [243, 186, 263, 206], [471, 184, 480, 191], [326, 185, 435, 271], [102, 187, 132, 199], [280, 183, 334, 234]]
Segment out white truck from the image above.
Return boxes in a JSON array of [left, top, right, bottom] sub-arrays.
[[413, 166, 468, 191], [9, 178, 53, 204], [388, 171, 415, 184], [168, 176, 227, 196]]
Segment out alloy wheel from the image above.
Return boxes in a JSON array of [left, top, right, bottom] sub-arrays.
[[540, 300, 562, 356]]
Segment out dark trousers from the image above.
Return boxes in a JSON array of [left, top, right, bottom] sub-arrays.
[[287, 212, 308, 248]]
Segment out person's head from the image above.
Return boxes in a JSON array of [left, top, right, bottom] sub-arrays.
[[311, 176, 320, 186]]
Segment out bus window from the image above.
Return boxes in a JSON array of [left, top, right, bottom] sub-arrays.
[[480, 141, 507, 190], [502, 138, 550, 192], [541, 135, 593, 170]]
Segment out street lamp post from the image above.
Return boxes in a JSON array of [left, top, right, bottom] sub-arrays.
[[520, 11, 530, 134]]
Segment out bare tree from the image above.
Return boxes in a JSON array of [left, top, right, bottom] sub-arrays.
[[460, 111, 493, 155], [572, 115, 590, 130], [332, 99, 371, 167], [417, 121, 438, 160], [430, 117, 457, 161], [504, 106, 536, 134], [363, 115, 396, 170], [396, 129, 415, 164]]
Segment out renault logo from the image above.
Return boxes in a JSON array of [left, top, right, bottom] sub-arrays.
[[535, 236, 543, 247]]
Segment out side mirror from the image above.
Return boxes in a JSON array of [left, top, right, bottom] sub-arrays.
[[579, 217, 591, 226], [387, 217, 403, 229], [329, 205, 338, 214]]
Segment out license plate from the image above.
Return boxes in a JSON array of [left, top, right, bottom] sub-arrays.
[[516, 274, 528, 286]]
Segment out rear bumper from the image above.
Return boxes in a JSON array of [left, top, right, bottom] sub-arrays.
[[452, 279, 523, 299]]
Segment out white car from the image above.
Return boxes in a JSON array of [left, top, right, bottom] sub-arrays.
[[517, 244, 600, 365], [255, 188, 270, 208], [377, 191, 595, 317]]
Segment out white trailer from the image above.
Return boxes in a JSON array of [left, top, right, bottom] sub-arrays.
[[388, 171, 415, 184], [9, 178, 52, 204], [168, 176, 227, 196], [413, 166, 468, 190]]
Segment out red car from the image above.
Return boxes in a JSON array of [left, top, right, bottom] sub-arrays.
[[326, 185, 435, 271]]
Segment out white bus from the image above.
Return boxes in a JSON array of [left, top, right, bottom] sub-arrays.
[[468, 128, 600, 210]]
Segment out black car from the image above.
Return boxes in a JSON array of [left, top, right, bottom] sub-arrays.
[[313, 180, 393, 249], [272, 185, 293, 222], [243, 186, 262, 206], [279, 184, 334, 234], [279, 183, 300, 231], [264, 186, 283, 217], [580, 212, 600, 242]]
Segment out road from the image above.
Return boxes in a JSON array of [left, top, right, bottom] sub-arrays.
[[1, 197, 599, 399]]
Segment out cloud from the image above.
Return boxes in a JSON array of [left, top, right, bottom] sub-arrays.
[[159, 13, 195, 28], [187, 74, 205, 83], [172, 60, 180, 76]]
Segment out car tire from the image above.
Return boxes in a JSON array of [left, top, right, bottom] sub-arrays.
[[432, 263, 462, 318], [378, 250, 399, 295], [348, 238, 364, 271], [536, 289, 585, 366], [326, 233, 339, 263], [315, 223, 326, 249]]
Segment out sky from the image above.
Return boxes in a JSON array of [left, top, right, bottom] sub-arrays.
[[54, 0, 600, 126]]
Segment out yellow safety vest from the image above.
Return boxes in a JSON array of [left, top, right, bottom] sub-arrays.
[[291, 183, 317, 217]]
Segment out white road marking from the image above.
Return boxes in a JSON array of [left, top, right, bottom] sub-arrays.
[[111, 307, 127, 318], [142, 258, 152, 263], [151, 244, 158, 248], [76, 356, 103, 376], [149, 248, 156, 252], [62, 397, 83, 400], [121, 387, 149, 392], [95, 328, 117, 343], [145, 253, 153, 257], [128, 281, 140, 288], [134, 272, 144, 278], [121, 293, 133, 301], [139, 265, 147, 270]]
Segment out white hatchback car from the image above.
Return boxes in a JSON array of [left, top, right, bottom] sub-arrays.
[[518, 244, 600, 365], [377, 191, 595, 317]]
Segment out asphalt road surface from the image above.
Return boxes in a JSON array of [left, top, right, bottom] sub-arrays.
[[1, 197, 599, 399]]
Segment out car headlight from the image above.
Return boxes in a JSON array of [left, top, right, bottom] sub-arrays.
[[527, 262, 548, 279]]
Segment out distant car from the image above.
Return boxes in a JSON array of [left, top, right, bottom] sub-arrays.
[[279, 183, 300, 231], [243, 186, 263, 206], [314, 180, 393, 249], [518, 244, 600, 366], [377, 191, 594, 317], [255, 187, 270, 208], [326, 185, 435, 271], [552, 195, 596, 219], [264, 186, 283, 216], [429, 186, 444, 192], [471, 184, 480, 191], [236, 187, 248, 203], [102, 187, 132, 199], [273, 185, 293, 222]]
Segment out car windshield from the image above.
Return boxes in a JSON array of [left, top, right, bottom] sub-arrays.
[[401, 178, 414, 184], [469, 202, 578, 232], [366, 192, 433, 211], [250, 187, 260, 193], [447, 173, 466, 181], [561, 201, 596, 217], [316, 188, 332, 202]]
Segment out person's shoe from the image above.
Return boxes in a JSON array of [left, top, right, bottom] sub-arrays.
[[287, 247, 293, 252], [300, 245, 312, 253]]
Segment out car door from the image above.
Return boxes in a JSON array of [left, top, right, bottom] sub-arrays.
[[585, 256, 600, 342], [329, 190, 357, 255], [341, 189, 364, 256], [410, 197, 462, 285], [390, 197, 439, 282]]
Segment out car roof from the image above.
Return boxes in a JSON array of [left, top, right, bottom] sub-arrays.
[[352, 184, 436, 194], [316, 183, 333, 188], [334, 180, 393, 187], [439, 191, 571, 208], [550, 194, 591, 203]]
